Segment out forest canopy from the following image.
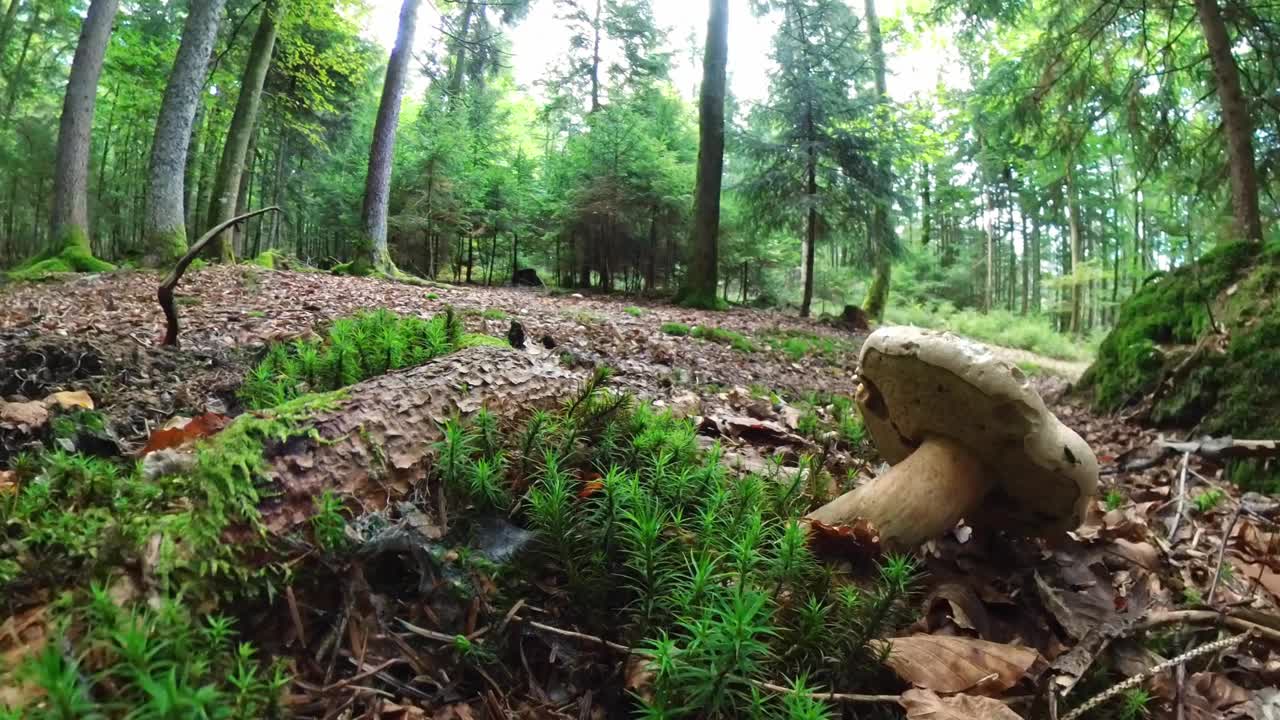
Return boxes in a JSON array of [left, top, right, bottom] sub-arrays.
[[0, 0, 1277, 325]]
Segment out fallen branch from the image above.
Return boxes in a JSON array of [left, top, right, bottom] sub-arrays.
[[1060, 632, 1248, 720], [1160, 436, 1280, 460], [158, 206, 281, 347], [1134, 609, 1280, 645]]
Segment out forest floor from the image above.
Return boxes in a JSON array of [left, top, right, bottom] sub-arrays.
[[1, 266, 1278, 718]]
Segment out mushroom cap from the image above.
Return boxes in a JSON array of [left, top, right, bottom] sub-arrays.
[[855, 326, 1098, 535]]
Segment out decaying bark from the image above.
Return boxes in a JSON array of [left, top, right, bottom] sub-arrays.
[[259, 346, 579, 533]]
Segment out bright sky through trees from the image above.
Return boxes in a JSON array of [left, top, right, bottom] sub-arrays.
[[360, 0, 961, 104]]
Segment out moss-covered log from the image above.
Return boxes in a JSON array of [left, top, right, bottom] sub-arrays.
[[1080, 239, 1280, 484], [243, 345, 577, 533]]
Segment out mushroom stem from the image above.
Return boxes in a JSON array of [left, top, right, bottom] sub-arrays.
[[805, 435, 993, 550]]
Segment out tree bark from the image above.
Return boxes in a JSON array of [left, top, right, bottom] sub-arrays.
[[589, 0, 602, 113], [1066, 163, 1083, 335], [1194, 0, 1263, 243], [0, 0, 36, 129], [0, 0, 20, 64], [357, 0, 422, 273], [48, 0, 119, 266], [256, 346, 578, 535], [144, 0, 227, 266], [861, 0, 893, 320], [677, 0, 727, 307], [445, 0, 475, 103], [206, 0, 280, 262]]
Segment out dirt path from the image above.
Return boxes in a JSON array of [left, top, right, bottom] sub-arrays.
[[986, 344, 1092, 382]]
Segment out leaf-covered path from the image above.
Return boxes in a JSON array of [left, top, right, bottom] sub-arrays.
[[2, 268, 1278, 718]]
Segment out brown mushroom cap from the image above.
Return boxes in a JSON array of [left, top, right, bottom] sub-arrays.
[[856, 326, 1098, 535]]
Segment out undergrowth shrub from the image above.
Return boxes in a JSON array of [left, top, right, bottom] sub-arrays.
[[886, 301, 1098, 361], [690, 325, 757, 352], [240, 308, 466, 409], [433, 370, 919, 717]]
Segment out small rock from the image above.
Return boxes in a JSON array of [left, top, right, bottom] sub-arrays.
[[142, 449, 198, 481], [668, 392, 702, 419], [540, 334, 557, 349]]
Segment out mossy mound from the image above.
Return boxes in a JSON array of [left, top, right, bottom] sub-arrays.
[[1080, 240, 1280, 487], [7, 245, 115, 282]]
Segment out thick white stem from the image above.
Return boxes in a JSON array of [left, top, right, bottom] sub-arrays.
[[805, 436, 992, 550]]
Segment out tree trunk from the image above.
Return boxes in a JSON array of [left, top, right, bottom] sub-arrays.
[[206, 0, 280, 262], [0, 0, 20, 59], [0, 2, 37, 129], [445, 0, 475, 103], [184, 100, 207, 242], [93, 82, 118, 241], [677, 0, 727, 308], [984, 189, 995, 313], [1194, 0, 1263, 243], [589, 0, 602, 113], [48, 0, 119, 267], [357, 0, 421, 273], [1066, 163, 1083, 335], [269, 126, 287, 250], [645, 204, 658, 292], [1020, 203, 1029, 315], [861, 0, 893, 320], [144, 0, 227, 266]]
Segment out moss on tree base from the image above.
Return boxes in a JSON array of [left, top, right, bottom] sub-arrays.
[[1080, 239, 1280, 489], [8, 243, 116, 282]]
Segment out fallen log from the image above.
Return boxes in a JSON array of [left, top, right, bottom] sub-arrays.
[[233, 345, 578, 534]]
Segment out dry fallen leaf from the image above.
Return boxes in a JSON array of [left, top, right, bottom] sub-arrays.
[[139, 411, 231, 455], [0, 400, 49, 430], [872, 635, 1040, 695], [900, 689, 1024, 720], [44, 390, 94, 411]]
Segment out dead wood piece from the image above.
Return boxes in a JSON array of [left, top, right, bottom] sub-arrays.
[[158, 206, 281, 347], [258, 345, 578, 534]]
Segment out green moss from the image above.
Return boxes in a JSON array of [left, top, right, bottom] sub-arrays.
[[459, 333, 511, 349], [481, 308, 508, 320], [240, 309, 466, 409], [1083, 241, 1262, 411], [1083, 242, 1280, 484], [248, 249, 283, 269], [691, 325, 757, 352], [144, 227, 188, 267], [7, 242, 116, 281], [661, 322, 691, 336]]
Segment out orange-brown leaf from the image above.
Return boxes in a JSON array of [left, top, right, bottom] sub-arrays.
[[140, 411, 230, 455]]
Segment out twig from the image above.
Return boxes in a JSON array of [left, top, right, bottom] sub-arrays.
[[1168, 451, 1191, 540], [1060, 632, 1249, 720], [157, 206, 282, 347], [1207, 503, 1244, 605], [285, 585, 308, 648], [1135, 609, 1280, 644]]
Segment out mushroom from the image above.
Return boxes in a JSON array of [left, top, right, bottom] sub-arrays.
[[806, 326, 1098, 550]]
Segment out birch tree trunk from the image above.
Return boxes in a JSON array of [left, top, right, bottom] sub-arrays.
[[144, 0, 227, 266], [48, 0, 119, 269], [677, 0, 727, 308], [356, 0, 422, 274], [206, 0, 280, 262]]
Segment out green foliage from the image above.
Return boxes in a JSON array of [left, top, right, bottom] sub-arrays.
[[761, 330, 856, 362], [886, 302, 1097, 361], [1104, 489, 1125, 512], [690, 325, 757, 353], [435, 382, 920, 716], [1118, 687, 1152, 720], [240, 309, 465, 409], [15, 590, 286, 719], [661, 322, 691, 336], [481, 308, 508, 320], [1192, 489, 1224, 514], [311, 489, 349, 552], [625, 305, 645, 317]]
